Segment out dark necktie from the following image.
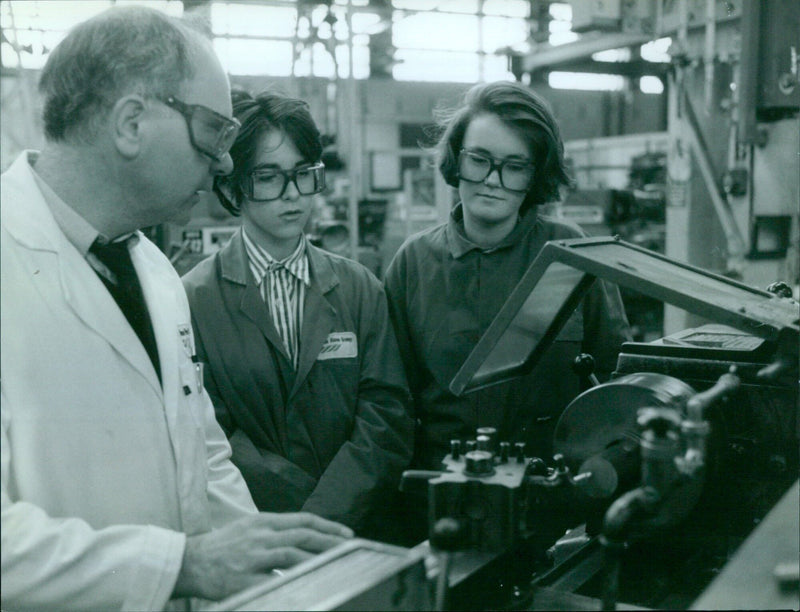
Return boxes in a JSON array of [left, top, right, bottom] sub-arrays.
[[90, 238, 161, 382]]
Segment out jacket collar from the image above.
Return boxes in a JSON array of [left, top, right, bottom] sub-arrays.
[[2, 151, 160, 396], [445, 202, 540, 259], [1, 151, 139, 254], [220, 227, 340, 294], [2, 151, 64, 253]]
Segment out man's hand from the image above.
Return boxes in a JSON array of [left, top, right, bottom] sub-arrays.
[[172, 512, 353, 601]]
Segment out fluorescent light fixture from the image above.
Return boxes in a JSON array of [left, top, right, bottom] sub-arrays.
[[641, 37, 671, 63], [640, 75, 664, 94], [592, 47, 632, 62], [549, 71, 626, 91]]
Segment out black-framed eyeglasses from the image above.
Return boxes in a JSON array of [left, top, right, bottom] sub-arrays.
[[246, 163, 326, 202], [458, 149, 534, 193], [159, 95, 240, 161]]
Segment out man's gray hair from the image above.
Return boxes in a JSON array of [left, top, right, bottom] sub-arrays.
[[38, 6, 207, 143]]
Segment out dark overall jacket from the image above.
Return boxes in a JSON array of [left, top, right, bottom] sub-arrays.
[[183, 229, 413, 536], [384, 205, 631, 472]]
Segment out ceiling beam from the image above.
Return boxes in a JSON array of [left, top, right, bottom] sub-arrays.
[[520, 32, 653, 72]]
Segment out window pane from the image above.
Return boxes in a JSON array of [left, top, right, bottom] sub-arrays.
[[393, 0, 443, 10], [549, 30, 579, 46], [482, 54, 516, 81], [394, 49, 479, 82], [214, 38, 293, 76], [435, 0, 479, 13], [482, 16, 528, 52], [2, 1, 113, 32], [394, 12, 478, 51], [331, 43, 369, 79], [483, 0, 529, 18], [548, 71, 626, 91], [351, 10, 382, 34], [116, 0, 182, 16], [593, 47, 632, 62], [211, 2, 296, 38], [641, 37, 671, 63], [549, 2, 572, 21], [640, 76, 664, 94], [1, 41, 42, 69], [311, 42, 337, 79], [351, 43, 370, 79], [293, 47, 312, 77]]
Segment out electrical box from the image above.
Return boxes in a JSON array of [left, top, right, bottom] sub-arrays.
[[754, 0, 800, 111], [569, 0, 622, 32]]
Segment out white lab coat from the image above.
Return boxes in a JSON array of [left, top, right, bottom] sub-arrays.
[[0, 152, 257, 611]]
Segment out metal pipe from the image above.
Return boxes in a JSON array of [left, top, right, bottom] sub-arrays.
[[683, 98, 747, 265], [703, 0, 716, 115], [345, 2, 360, 261]]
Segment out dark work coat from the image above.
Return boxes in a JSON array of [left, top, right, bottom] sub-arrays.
[[182, 229, 413, 537], [384, 205, 632, 472]]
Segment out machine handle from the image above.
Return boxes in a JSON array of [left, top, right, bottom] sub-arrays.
[[757, 327, 799, 383], [573, 353, 601, 388], [431, 518, 464, 612], [686, 366, 740, 420]]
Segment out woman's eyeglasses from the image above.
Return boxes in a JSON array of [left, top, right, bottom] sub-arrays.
[[458, 149, 534, 193], [246, 163, 326, 202]]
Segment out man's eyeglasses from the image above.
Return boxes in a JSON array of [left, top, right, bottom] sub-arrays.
[[159, 96, 240, 161], [246, 163, 326, 202], [458, 149, 534, 193]]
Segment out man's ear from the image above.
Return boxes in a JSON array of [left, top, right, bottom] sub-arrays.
[[110, 95, 147, 159]]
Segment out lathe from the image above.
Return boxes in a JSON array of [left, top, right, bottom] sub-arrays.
[[214, 237, 798, 611]]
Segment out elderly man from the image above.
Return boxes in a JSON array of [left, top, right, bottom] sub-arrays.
[[1, 6, 351, 610]]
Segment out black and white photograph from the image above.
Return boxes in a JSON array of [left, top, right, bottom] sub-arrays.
[[1, 1, 798, 610]]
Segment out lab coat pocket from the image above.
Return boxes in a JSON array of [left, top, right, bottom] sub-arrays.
[[179, 359, 207, 431]]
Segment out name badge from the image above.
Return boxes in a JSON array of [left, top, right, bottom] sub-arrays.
[[317, 332, 358, 360], [178, 324, 195, 356]]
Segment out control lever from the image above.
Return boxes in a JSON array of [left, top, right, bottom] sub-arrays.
[[685, 365, 740, 421], [757, 327, 799, 383], [526, 453, 592, 489], [430, 517, 464, 612], [573, 353, 600, 388]]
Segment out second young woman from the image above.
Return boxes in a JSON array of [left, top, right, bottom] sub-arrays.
[[182, 90, 413, 541], [384, 80, 631, 481]]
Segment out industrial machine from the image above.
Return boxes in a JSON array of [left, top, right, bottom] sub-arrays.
[[217, 236, 798, 611], [428, 236, 798, 610]]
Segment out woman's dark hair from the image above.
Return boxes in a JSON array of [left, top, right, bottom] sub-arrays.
[[216, 88, 323, 216], [436, 80, 573, 214]]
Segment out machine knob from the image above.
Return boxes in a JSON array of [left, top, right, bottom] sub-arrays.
[[476, 435, 491, 451], [572, 353, 601, 387], [766, 281, 794, 299], [525, 456, 548, 476], [450, 439, 462, 460], [637, 407, 682, 437], [464, 450, 494, 476], [499, 441, 511, 463], [430, 517, 464, 553], [466, 440, 478, 452], [476, 427, 497, 450], [514, 441, 526, 463]]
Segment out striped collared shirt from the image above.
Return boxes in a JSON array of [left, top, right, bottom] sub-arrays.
[[243, 230, 310, 369]]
